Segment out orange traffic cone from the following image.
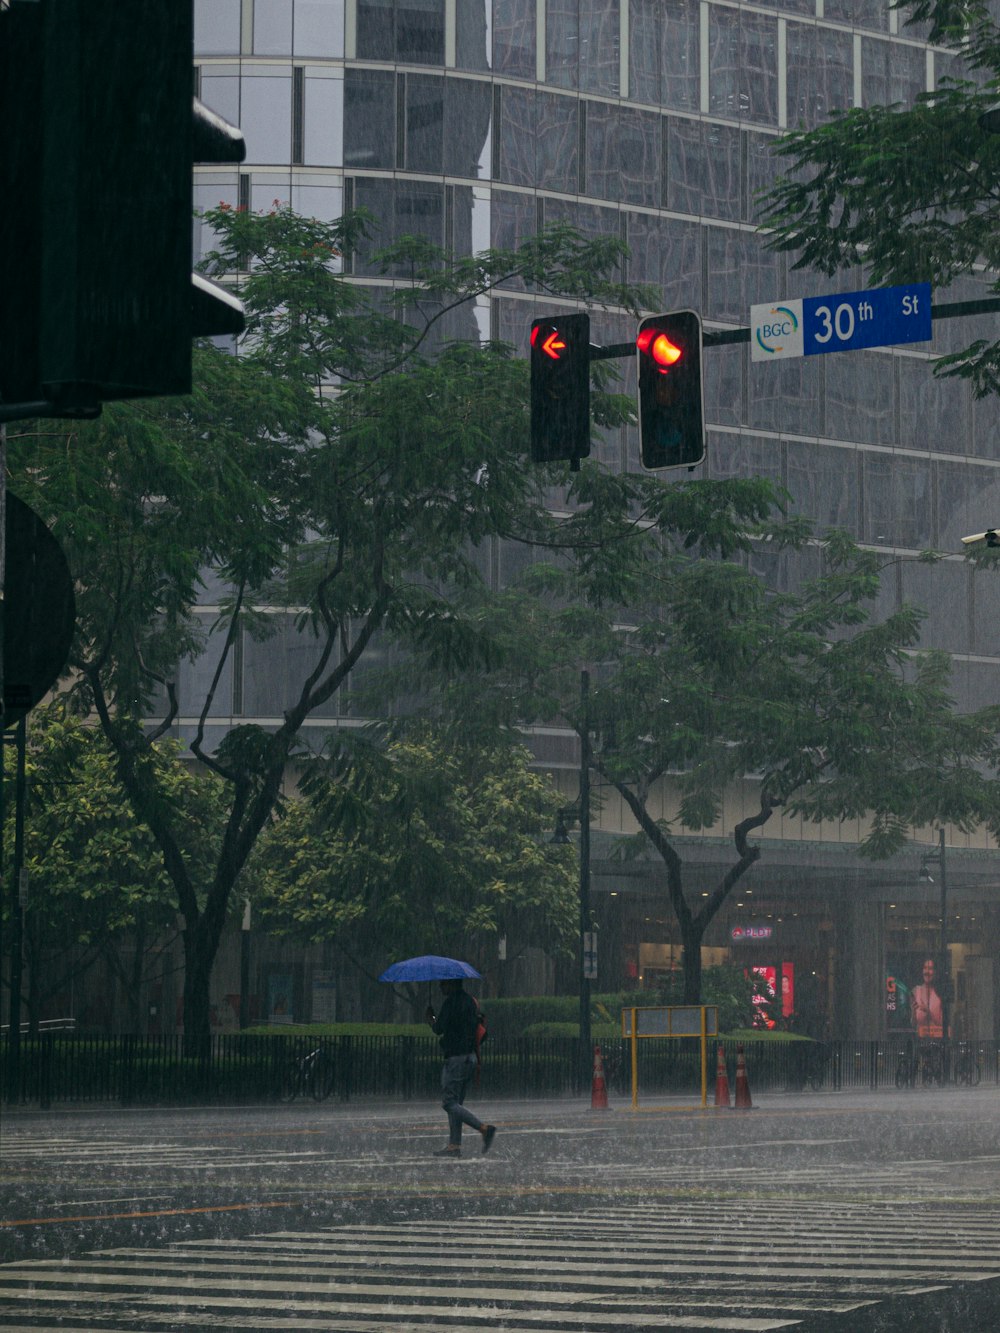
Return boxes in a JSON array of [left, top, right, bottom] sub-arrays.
[[734, 1043, 753, 1110], [591, 1043, 609, 1110], [714, 1043, 731, 1108]]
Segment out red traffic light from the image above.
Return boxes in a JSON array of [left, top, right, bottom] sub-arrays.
[[529, 312, 590, 465], [530, 324, 568, 360], [636, 327, 683, 371], [636, 311, 704, 471]]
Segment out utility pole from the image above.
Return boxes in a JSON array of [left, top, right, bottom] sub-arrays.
[[579, 669, 591, 1090]]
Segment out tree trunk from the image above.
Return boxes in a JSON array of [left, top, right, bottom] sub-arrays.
[[182, 926, 215, 1058], [681, 917, 704, 1004]]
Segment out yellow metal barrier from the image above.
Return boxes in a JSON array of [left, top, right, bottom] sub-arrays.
[[621, 1005, 718, 1110]]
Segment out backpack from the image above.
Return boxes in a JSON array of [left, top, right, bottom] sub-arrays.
[[472, 998, 488, 1061], [471, 996, 488, 1082]]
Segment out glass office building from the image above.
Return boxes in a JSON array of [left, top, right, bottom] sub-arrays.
[[191, 0, 1000, 1036]]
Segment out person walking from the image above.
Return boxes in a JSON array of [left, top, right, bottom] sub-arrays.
[[426, 978, 496, 1157]]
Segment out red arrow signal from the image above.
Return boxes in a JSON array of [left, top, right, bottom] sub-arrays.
[[531, 325, 567, 360]]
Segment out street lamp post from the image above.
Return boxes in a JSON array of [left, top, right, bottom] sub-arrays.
[[551, 670, 594, 1092], [578, 671, 592, 1090], [919, 828, 949, 1062]]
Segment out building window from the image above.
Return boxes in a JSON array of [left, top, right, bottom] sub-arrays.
[[585, 103, 660, 207], [861, 36, 927, 107], [629, 0, 698, 110], [494, 0, 535, 80], [823, 0, 889, 33], [405, 74, 445, 171], [357, 0, 445, 65], [786, 22, 855, 130], [708, 6, 778, 126], [548, 0, 619, 95], [352, 178, 445, 274], [194, 0, 241, 54], [344, 69, 396, 169], [666, 119, 742, 221]]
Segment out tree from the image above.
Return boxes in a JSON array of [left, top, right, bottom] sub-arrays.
[[251, 731, 578, 1001], [758, 0, 1000, 396], [6, 207, 658, 1043], [4, 708, 223, 1031], [429, 515, 1000, 1004]]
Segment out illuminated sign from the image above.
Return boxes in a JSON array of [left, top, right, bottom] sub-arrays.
[[731, 925, 773, 941]]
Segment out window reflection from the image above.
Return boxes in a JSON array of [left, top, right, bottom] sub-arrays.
[[705, 229, 783, 324], [444, 80, 492, 179], [901, 560, 971, 653], [586, 104, 659, 207], [353, 178, 445, 274], [863, 452, 931, 547], [862, 36, 927, 107], [629, 0, 698, 110], [824, 0, 889, 33], [750, 357, 824, 439], [899, 356, 969, 456], [357, 0, 444, 65], [787, 440, 859, 532], [344, 70, 395, 169], [406, 75, 444, 173], [667, 120, 742, 221], [826, 351, 895, 445], [786, 23, 854, 130], [626, 214, 702, 310], [708, 7, 778, 125], [493, 0, 535, 80]]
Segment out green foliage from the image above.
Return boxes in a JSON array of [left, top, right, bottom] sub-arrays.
[[650, 964, 764, 1034], [4, 707, 228, 1025], [251, 731, 578, 970], [425, 515, 1000, 1001], [5, 207, 658, 1037]]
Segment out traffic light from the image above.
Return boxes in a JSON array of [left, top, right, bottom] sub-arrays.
[[636, 310, 705, 470], [529, 313, 590, 465], [0, 0, 244, 420]]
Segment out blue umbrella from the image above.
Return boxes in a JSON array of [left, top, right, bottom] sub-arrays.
[[379, 954, 481, 983]]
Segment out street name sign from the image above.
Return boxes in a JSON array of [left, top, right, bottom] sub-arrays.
[[750, 282, 931, 361]]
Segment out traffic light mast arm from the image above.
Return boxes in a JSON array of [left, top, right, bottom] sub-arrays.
[[588, 296, 1000, 362]]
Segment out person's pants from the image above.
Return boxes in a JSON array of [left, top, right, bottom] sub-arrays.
[[441, 1053, 482, 1146]]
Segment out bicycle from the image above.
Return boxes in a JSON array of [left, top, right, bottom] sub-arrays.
[[894, 1043, 917, 1089], [803, 1042, 827, 1090], [917, 1041, 947, 1087], [953, 1042, 982, 1087], [278, 1044, 336, 1102]]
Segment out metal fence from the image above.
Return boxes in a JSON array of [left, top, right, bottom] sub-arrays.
[[1, 1033, 997, 1108]]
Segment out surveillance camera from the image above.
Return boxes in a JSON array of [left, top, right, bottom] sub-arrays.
[[961, 530, 1000, 548]]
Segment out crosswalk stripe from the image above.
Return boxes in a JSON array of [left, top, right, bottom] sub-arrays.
[[0, 1287, 799, 1330], [1, 1199, 996, 1331]]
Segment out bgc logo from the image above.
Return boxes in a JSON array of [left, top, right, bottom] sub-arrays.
[[751, 299, 804, 361]]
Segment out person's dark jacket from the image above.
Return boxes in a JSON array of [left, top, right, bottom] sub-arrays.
[[432, 989, 478, 1058]]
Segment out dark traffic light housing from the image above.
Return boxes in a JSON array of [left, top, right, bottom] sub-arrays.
[[0, 0, 244, 421], [530, 313, 590, 467], [636, 311, 705, 470]]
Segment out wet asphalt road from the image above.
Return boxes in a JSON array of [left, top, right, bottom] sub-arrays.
[[2, 1087, 1000, 1330]]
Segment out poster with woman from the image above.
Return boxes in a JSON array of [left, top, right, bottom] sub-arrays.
[[886, 952, 946, 1036]]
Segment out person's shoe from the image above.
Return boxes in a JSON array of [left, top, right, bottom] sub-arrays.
[[434, 1145, 461, 1157], [481, 1125, 497, 1155]]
